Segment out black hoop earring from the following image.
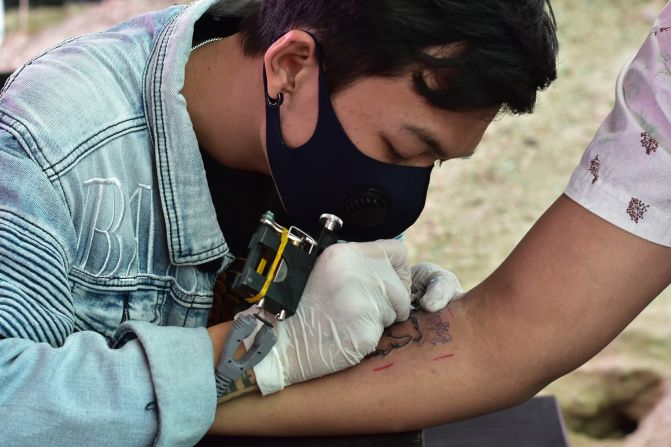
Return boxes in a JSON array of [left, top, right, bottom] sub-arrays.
[[266, 92, 284, 108]]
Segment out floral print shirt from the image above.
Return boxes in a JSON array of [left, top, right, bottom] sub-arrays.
[[565, 2, 671, 247]]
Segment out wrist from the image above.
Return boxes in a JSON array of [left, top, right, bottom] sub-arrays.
[[208, 321, 259, 401], [212, 314, 277, 400], [207, 322, 232, 366], [217, 368, 259, 404], [209, 322, 262, 403]]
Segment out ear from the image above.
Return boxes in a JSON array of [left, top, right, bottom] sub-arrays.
[[263, 30, 320, 100]]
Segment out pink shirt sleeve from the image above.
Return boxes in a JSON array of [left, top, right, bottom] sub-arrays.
[[565, 2, 671, 247]]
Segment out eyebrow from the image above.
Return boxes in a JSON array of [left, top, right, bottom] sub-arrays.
[[403, 124, 468, 161]]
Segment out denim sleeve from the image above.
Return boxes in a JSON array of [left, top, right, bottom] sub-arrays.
[[0, 131, 216, 446]]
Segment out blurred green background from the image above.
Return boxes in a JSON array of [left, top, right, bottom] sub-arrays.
[[3, 1, 671, 445]]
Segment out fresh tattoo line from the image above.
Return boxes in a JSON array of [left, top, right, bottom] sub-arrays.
[[365, 313, 423, 358], [217, 368, 259, 404]]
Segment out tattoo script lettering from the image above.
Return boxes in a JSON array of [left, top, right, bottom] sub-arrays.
[[428, 313, 453, 345]]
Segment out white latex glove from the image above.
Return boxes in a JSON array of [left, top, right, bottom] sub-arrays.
[[410, 262, 464, 313], [244, 239, 412, 395]]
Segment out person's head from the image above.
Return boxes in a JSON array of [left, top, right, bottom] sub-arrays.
[[239, 0, 558, 165], [231, 0, 558, 239]]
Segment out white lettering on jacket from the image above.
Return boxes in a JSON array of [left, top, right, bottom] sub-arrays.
[[75, 178, 155, 278]]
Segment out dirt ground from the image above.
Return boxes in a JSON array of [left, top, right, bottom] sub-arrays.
[[2, 1, 671, 446]]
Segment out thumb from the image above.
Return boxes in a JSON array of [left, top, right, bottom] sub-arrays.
[[419, 271, 465, 313]]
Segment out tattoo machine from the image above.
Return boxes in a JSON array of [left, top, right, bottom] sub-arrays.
[[215, 210, 343, 396]]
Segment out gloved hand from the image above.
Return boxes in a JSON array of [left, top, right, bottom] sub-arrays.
[[243, 239, 412, 395], [410, 262, 465, 313]]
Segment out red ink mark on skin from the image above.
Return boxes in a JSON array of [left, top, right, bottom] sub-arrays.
[[372, 363, 395, 372], [448, 309, 455, 320], [432, 354, 455, 361]]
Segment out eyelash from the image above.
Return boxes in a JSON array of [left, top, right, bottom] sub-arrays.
[[386, 142, 455, 167]]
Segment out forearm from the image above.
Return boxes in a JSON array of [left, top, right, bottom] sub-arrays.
[[210, 196, 671, 436], [209, 299, 537, 436], [207, 321, 261, 403]]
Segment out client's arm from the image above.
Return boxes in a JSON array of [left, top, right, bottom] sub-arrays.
[[210, 195, 671, 436]]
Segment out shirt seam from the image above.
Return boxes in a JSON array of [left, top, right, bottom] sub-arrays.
[[48, 117, 147, 179]]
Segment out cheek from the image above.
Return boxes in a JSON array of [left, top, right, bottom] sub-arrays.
[[279, 106, 318, 148], [332, 96, 394, 161]]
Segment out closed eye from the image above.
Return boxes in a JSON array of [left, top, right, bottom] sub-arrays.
[[385, 142, 410, 164]]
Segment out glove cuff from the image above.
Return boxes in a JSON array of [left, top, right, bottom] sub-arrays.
[[252, 346, 285, 395], [235, 306, 285, 395]]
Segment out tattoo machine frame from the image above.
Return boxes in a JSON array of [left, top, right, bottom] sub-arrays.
[[215, 210, 343, 395]]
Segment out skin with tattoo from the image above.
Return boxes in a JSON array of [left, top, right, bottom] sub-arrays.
[[365, 310, 457, 373], [208, 304, 467, 436], [208, 196, 671, 436], [214, 310, 452, 401], [365, 313, 424, 358], [217, 368, 258, 404]]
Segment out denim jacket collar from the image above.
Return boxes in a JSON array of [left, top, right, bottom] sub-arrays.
[[144, 0, 256, 266]]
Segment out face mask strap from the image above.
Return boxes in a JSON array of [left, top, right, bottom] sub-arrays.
[[303, 31, 325, 64]]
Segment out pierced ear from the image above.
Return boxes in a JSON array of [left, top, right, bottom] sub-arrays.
[[264, 30, 319, 98]]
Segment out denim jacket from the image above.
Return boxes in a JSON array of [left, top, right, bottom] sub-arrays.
[[0, 1, 255, 445]]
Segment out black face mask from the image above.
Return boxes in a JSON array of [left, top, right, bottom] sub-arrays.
[[264, 46, 433, 242]]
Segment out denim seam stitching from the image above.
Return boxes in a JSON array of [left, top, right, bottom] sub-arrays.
[[150, 5, 229, 262], [0, 120, 40, 165], [68, 269, 212, 299], [0, 309, 31, 338], [0, 209, 71, 268], [48, 117, 147, 179], [0, 270, 69, 341], [0, 35, 84, 97], [0, 226, 73, 310], [0, 114, 73, 216], [0, 111, 51, 170], [154, 12, 181, 256]]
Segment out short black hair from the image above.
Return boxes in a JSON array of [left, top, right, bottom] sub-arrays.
[[239, 0, 558, 115]]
